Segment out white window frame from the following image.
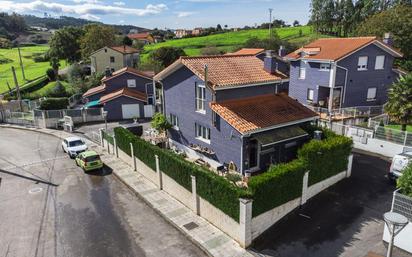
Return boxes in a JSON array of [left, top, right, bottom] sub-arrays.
[[195, 123, 210, 144], [299, 68, 306, 79], [367, 87, 377, 101], [170, 114, 179, 130], [195, 83, 206, 114], [319, 63, 330, 71], [307, 88, 314, 102], [375, 55, 385, 70], [127, 79, 136, 88], [357, 56, 368, 71]]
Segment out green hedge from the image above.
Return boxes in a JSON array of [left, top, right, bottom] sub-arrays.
[[248, 160, 306, 217], [102, 130, 114, 145], [113, 127, 250, 221], [39, 97, 68, 110]]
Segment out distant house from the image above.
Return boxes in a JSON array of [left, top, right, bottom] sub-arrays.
[[175, 29, 192, 39], [90, 45, 140, 75], [83, 67, 154, 121], [192, 28, 204, 36], [154, 54, 317, 174], [128, 32, 156, 44], [284, 34, 403, 111]]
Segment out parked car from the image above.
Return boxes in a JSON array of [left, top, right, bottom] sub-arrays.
[[62, 137, 88, 158], [389, 151, 412, 180], [75, 151, 104, 172]]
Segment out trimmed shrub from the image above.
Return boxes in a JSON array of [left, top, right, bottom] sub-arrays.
[[248, 160, 306, 217], [39, 97, 68, 110], [46, 68, 57, 81], [397, 164, 412, 197]]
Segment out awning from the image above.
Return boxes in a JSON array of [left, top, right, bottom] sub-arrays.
[[254, 126, 308, 147], [84, 100, 101, 108]]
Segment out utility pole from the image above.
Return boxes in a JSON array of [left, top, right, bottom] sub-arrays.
[[11, 66, 23, 112], [268, 8, 273, 39], [17, 45, 26, 81]]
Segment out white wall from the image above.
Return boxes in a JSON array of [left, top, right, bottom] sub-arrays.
[[383, 223, 412, 253], [354, 138, 405, 158]]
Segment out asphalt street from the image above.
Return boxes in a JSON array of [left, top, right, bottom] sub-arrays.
[[0, 128, 207, 257]]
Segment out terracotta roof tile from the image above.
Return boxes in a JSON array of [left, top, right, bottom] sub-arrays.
[[128, 32, 151, 40], [83, 84, 106, 97], [110, 45, 139, 54], [100, 88, 147, 104], [210, 94, 318, 134], [103, 67, 153, 82], [228, 48, 265, 56]]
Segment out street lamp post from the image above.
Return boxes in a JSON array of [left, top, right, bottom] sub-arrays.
[[103, 111, 108, 131], [383, 212, 408, 257]]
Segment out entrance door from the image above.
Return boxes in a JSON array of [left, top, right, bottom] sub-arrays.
[[248, 139, 259, 170], [122, 104, 140, 119], [332, 88, 342, 109]]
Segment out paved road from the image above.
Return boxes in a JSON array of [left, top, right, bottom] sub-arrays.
[[0, 128, 207, 257], [252, 153, 411, 257]]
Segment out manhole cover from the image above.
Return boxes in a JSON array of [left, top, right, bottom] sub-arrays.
[[29, 187, 43, 194], [183, 222, 199, 231]]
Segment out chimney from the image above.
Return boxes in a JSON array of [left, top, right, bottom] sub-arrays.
[[278, 45, 287, 57], [383, 32, 393, 46], [264, 50, 278, 74], [105, 67, 112, 77]]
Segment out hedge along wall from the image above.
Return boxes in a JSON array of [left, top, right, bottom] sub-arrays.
[[102, 130, 114, 145], [113, 127, 250, 221]]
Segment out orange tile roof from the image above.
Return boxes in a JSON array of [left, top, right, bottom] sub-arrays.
[[103, 67, 153, 82], [228, 48, 265, 56], [110, 45, 139, 54], [285, 37, 402, 61], [128, 32, 152, 40], [100, 88, 147, 104], [83, 84, 106, 97], [210, 94, 318, 134], [174, 55, 287, 89]]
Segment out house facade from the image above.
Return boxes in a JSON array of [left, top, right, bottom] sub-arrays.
[[83, 67, 154, 120], [174, 29, 192, 38], [285, 35, 403, 111], [154, 54, 317, 174], [90, 46, 140, 74], [128, 32, 156, 44]]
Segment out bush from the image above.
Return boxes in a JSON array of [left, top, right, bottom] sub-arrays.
[[397, 164, 412, 197], [46, 68, 57, 81], [151, 112, 171, 133], [48, 81, 67, 97], [248, 160, 306, 217], [39, 97, 68, 110]]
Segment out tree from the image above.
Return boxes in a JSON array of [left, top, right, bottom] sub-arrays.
[[293, 20, 300, 27], [216, 24, 223, 31], [385, 73, 412, 131], [50, 56, 60, 74], [80, 24, 116, 60], [48, 26, 83, 63], [46, 68, 57, 81], [151, 112, 171, 133], [122, 36, 133, 46], [150, 47, 186, 68]]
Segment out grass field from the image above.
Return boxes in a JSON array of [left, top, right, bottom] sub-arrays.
[[0, 45, 66, 94], [386, 124, 412, 132], [32, 80, 74, 96], [141, 26, 323, 63]]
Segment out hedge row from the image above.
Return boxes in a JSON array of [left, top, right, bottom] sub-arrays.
[[102, 130, 114, 145], [114, 127, 250, 221], [39, 97, 68, 110]]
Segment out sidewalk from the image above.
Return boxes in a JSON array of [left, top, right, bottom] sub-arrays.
[[0, 124, 255, 257]]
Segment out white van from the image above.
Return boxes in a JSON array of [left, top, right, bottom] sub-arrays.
[[389, 151, 412, 180]]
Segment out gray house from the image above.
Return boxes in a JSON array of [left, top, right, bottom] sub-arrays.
[[154, 54, 317, 174], [83, 67, 154, 121], [285, 34, 403, 111]]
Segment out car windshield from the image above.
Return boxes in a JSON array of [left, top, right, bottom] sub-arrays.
[[85, 155, 100, 162], [69, 140, 84, 147]]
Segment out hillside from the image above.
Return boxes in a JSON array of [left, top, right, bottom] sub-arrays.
[[141, 26, 323, 62]]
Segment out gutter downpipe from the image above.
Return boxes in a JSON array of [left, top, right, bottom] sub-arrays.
[[336, 64, 348, 108], [328, 62, 337, 126]]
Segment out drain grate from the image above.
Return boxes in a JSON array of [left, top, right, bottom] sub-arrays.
[[183, 222, 199, 231]]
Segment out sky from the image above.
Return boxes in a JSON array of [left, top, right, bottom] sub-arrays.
[[0, 0, 311, 29]]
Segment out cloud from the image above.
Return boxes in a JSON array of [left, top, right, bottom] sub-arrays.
[[80, 13, 101, 20], [113, 1, 125, 6], [73, 0, 101, 3], [176, 11, 196, 18], [0, 1, 168, 17]]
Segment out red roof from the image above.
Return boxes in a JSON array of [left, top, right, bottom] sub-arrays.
[[102, 67, 153, 82], [83, 84, 106, 97], [210, 94, 318, 134], [228, 48, 265, 56], [128, 33, 154, 41], [285, 37, 402, 61], [110, 45, 139, 54], [100, 88, 147, 104]]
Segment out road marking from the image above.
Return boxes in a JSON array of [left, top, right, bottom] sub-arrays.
[[2, 155, 69, 170]]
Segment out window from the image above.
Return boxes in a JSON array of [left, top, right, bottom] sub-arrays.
[[104, 48, 107, 53], [307, 88, 314, 102], [170, 114, 179, 129], [195, 83, 206, 113], [367, 87, 377, 101], [358, 56, 368, 71], [320, 63, 330, 71], [110, 56, 115, 63], [299, 61, 306, 79], [375, 55, 385, 70], [127, 79, 136, 88], [195, 123, 210, 143]]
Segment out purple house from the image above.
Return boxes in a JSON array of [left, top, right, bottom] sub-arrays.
[[154, 54, 318, 174], [82, 67, 154, 121], [285, 34, 403, 112]]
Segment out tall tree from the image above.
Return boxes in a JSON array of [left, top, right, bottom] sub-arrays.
[[150, 47, 186, 68], [385, 73, 412, 131], [48, 26, 83, 63], [342, 0, 355, 36], [80, 24, 116, 60]]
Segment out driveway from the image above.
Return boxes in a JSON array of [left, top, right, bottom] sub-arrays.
[[0, 128, 206, 257], [252, 153, 412, 257]]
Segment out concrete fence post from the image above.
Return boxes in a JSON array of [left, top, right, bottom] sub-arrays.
[[107, 138, 110, 154], [301, 171, 309, 205], [155, 155, 162, 190], [239, 198, 253, 248], [99, 128, 104, 147], [41, 111, 47, 128], [346, 154, 353, 178], [404, 131, 408, 146], [82, 109, 87, 123], [130, 142, 136, 171], [191, 175, 199, 215], [113, 136, 118, 157]]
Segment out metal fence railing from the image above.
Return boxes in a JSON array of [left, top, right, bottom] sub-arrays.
[[392, 190, 412, 223], [307, 105, 384, 120]]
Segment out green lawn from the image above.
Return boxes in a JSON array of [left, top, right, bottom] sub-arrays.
[[32, 80, 74, 95], [141, 26, 325, 63], [386, 124, 412, 132], [0, 45, 66, 94]]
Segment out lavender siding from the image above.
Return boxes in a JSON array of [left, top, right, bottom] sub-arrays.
[[86, 92, 104, 102], [103, 96, 145, 121], [162, 66, 243, 171], [215, 83, 285, 101], [104, 73, 153, 95]]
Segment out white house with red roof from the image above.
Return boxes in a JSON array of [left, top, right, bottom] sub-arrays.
[[90, 45, 140, 74]]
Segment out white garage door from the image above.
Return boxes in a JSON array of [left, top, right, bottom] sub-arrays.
[[121, 104, 140, 119]]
